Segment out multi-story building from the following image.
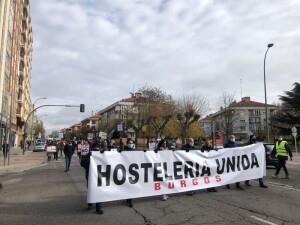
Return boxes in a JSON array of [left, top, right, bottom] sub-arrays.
[[200, 97, 277, 141], [0, 0, 33, 147], [97, 93, 142, 138]]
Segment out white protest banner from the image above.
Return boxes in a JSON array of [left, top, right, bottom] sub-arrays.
[[46, 146, 57, 153], [87, 143, 265, 203], [81, 144, 90, 156]]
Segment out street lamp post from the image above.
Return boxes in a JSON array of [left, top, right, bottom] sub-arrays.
[[30, 98, 47, 149], [263, 43, 274, 143]]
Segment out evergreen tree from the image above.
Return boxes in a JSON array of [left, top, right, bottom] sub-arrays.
[[271, 82, 300, 133]]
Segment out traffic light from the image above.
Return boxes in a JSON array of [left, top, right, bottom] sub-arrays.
[[80, 104, 85, 112]]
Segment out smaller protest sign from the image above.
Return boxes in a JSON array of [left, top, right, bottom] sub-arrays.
[[81, 144, 90, 156], [46, 146, 57, 152]]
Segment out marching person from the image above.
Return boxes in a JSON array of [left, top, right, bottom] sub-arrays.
[[183, 137, 196, 196], [83, 145, 103, 214], [272, 136, 293, 179], [183, 137, 195, 151], [2, 141, 9, 159], [53, 140, 59, 161], [124, 139, 135, 207], [46, 141, 56, 163], [224, 135, 244, 190], [202, 140, 218, 193], [244, 135, 268, 188], [157, 139, 170, 201], [63, 140, 75, 172]]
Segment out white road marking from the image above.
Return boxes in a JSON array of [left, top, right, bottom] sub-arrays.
[[250, 215, 278, 225], [266, 182, 300, 192]]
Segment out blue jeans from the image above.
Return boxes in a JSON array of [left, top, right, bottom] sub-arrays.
[[65, 155, 72, 171]]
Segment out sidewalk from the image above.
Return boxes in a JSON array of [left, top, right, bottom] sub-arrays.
[[0, 147, 47, 175]]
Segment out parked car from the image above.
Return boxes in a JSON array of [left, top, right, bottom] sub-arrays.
[[263, 143, 278, 168], [34, 142, 46, 152]]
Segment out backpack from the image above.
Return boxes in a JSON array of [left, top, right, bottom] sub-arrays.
[[80, 156, 89, 168]]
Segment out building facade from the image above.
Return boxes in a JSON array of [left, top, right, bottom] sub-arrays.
[[0, 0, 33, 147], [200, 97, 277, 141]]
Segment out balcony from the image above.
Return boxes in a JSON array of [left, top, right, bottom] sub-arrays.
[[23, 0, 29, 6], [18, 82, 23, 90]]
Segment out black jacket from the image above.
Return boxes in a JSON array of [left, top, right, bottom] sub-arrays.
[[64, 144, 75, 156]]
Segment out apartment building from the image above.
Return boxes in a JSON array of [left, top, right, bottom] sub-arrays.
[[97, 93, 142, 138], [0, 0, 33, 146], [200, 97, 277, 140]]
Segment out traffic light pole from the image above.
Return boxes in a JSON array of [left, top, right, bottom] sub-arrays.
[[22, 104, 84, 154]]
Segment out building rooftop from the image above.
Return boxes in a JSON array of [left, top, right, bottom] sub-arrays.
[[230, 97, 276, 108]]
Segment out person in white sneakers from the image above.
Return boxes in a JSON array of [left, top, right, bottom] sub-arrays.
[[157, 139, 170, 201]]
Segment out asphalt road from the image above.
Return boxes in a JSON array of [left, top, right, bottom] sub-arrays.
[[0, 153, 299, 225]]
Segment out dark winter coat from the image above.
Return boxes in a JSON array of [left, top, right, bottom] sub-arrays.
[[63, 144, 75, 156]]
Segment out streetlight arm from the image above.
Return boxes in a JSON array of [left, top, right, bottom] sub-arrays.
[[22, 104, 82, 154], [263, 44, 274, 142]]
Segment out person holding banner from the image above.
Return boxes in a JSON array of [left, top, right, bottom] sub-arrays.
[[202, 140, 218, 193], [183, 138, 196, 196], [157, 139, 170, 201], [124, 139, 135, 207], [83, 149, 103, 214], [224, 135, 244, 190], [63, 140, 75, 172], [244, 135, 268, 188], [272, 136, 293, 179]]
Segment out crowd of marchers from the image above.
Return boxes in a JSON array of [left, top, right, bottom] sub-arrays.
[[39, 134, 292, 215]]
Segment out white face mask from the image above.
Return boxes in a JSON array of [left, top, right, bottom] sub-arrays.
[[128, 144, 134, 149], [278, 138, 282, 141], [190, 142, 194, 147], [230, 138, 235, 142]]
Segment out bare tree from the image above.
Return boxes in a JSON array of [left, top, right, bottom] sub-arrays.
[[216, 91, 239, 139], [138, 85, 175, 139], [176, 91, 209, 144]]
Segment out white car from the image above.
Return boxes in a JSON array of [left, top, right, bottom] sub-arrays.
[[34, 142, 46, 152]]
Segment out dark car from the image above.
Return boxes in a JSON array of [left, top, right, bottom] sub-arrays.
[[263, 143, 278, 168]]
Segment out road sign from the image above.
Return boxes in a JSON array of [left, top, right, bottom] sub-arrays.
[[291, 127, 297, 133], [292, 132, 297, 138], [117, 124, 123, 132]]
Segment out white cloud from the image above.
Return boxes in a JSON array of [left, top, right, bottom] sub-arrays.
[[30, 0, 300, 133]]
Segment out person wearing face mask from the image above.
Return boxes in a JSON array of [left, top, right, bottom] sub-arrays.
[[124, 139, 135, 207], [244, 135, 268, 188], [271, 136, 293, 179], [183, 137, 195, 151], [63, 140, 75, 172], [183, 138, 196, 196], [224, 135, 244, 190]]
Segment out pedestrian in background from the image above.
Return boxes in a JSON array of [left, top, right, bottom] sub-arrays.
[[2, 141, 9, 159], [224, 135, 244, 190], [53, 140, 58, 161], [244, 135, 268, 188], [63, 140, 75, 172], [272, 136, 293, 179]]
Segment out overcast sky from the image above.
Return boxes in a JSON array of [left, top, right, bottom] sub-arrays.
[[30, 0, 300, 134]]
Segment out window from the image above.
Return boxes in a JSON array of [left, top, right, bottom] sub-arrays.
[[254, 110, 261, 116], [240, 126, 246, 131]]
